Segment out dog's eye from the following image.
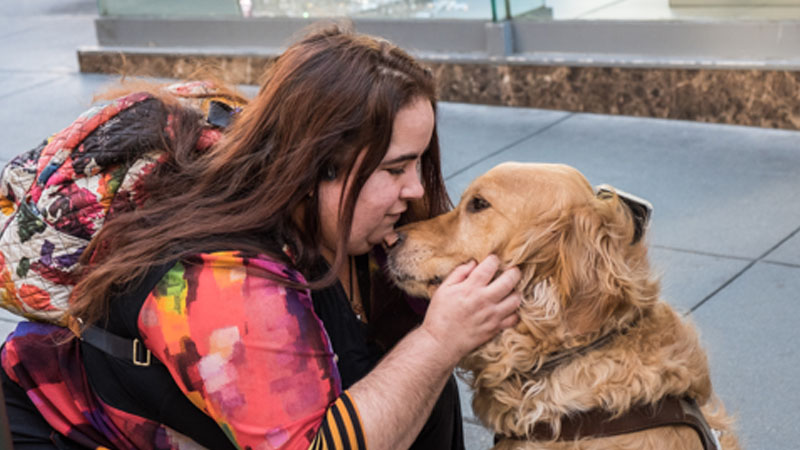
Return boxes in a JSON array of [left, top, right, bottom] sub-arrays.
[[467, 196, 491, 213]]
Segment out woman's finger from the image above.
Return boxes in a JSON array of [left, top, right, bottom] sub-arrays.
[[496, 291, 522, 316], [483, 266, 521, 299], [499, 311, 520, 329], [466, 255, 500, 286], [440, 259, 477, 287]]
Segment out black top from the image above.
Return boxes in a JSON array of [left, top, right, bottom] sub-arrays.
[[310, 255, 382, 390]]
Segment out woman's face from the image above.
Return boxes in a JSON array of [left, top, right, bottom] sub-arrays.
[[319, 97, 434, 259]]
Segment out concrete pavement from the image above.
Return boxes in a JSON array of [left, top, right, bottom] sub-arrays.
[[2, 1, 799, 449]]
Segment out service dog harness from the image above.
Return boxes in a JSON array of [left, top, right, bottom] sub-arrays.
[[499, 396, 720, 450], [497, 320, 722, 449]]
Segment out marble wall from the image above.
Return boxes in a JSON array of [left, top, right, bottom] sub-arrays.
[[78, 50, 800, 130], [432, 63, 800, 130]]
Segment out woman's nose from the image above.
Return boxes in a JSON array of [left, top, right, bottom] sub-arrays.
[[401, 172, 425, 200]]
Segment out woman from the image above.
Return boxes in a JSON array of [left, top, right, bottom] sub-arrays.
[[1, 26, 520, 449]]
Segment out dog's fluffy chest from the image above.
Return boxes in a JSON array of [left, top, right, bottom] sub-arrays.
[[464, 302, 713, 441]]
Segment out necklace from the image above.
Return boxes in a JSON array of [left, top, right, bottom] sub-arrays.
[[348, 256, 366, 322]]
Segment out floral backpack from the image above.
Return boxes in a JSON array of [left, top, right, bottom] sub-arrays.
[[0, 81, 244, 327]]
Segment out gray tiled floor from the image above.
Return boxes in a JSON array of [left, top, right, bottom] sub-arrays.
[[648, 248, 751, 314], [692, 262, 800, 450], [3, 1, 800, 449], [0, 312, 19, 344], [765, 230, 800, 267], [0, 72, 61, 99], [436, 104, 571, 179], [0, 74, 117, 160], [0, 15, 94, 73]]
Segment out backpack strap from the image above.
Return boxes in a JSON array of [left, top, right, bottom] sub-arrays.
[[81, 324, 161, 366], [79, 260, 175, 366]]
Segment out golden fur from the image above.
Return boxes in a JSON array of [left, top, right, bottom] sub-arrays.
[[387, 162, 740, 449]]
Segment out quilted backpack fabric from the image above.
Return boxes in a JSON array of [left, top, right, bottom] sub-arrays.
[[0, 81, 241, 326]]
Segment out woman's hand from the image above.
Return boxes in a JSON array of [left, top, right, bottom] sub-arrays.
[[420, 255, 522, 365], [350, 256, 519, 450]]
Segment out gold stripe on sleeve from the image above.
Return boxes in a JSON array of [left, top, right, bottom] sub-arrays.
[[340, 391, 367, 449], [326, 407, 346, 449], [310, 391, 367, 450], [335, 400, 359, 448]]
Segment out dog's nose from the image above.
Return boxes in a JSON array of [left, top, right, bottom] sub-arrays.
[[384, 231, 404, 249]]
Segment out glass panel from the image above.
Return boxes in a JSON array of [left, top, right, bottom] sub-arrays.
[[97, 0, 242, 17], [96, 0, 800, 20], [517, 0, 800, 21], [247, 0, 495, 19], [507, 0, 549, 19], [97, 0, 500, 20]]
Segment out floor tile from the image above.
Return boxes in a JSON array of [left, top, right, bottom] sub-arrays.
[[0, 20, 36, 41], [0, 72, 61, 100], [437, 103, 570, 179], [692, 262, 800, 450], [0, 73, 122, 162], [457, 375, 476, 419], [0, 16, 96, 74], [649, 247, 750, 313], [0, 318, 19, 343], [764, 229, 800, 267], [0, 308, 23, 324], [463, 420, 494, 450]]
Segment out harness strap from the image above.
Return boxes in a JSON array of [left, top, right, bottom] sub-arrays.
[[502, 396, 719, 450]]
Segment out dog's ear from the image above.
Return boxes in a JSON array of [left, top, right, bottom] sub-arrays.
[[595, 185, 652, 245], [554, 192, 657, 337]]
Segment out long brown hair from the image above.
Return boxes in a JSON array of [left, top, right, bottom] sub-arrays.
[[71, 24, 451, 328]]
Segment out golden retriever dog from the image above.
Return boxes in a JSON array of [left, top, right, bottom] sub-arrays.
[[387, 163, 739, 449]]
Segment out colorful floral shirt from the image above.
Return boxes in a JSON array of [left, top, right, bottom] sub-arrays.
[[2, 251, 367, 449]]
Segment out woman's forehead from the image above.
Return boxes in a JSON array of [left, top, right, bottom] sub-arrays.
[[383, 99, 435, 162]]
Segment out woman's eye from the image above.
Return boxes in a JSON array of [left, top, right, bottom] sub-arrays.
[[467, 196, 491, 213], [387, 167, 405, 175]]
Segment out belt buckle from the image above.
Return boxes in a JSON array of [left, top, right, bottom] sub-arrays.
[[132, 338, 152, 367]]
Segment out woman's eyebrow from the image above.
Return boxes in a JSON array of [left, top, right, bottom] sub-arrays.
[[381, 153, 420, 165]]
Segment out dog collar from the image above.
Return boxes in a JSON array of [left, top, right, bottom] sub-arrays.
[[534, 316, 641, 375]]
